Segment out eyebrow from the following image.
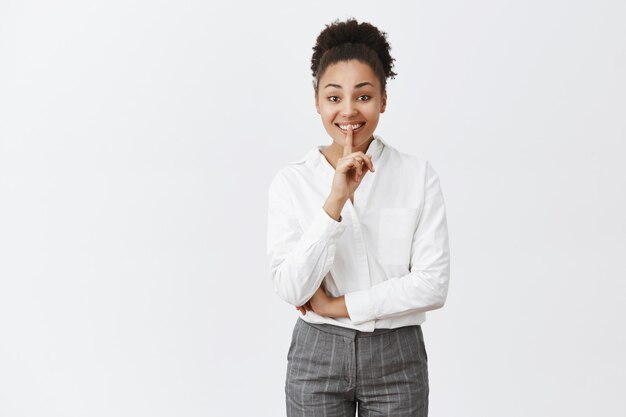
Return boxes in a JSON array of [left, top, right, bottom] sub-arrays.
[[324, 82, 374, 89]]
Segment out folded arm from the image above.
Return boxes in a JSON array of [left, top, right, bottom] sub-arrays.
[[344, 161, 451, 325], [266, 172, 348, 307]]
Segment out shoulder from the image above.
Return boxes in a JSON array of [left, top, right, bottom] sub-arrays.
[[383, 142, 432, 173], [382, 143, 445, 190], [268, 148, 318, 193], [282, 147, 321, 176]]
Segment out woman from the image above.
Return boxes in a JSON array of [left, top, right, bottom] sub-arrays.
[[266, 17, 450, 417]]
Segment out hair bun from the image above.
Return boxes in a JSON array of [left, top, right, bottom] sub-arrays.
[[311, 17, 397, 84]]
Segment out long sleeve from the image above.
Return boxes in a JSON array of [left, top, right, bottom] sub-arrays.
[[266, 171, 348, 307], [344, 161, 450, 325]]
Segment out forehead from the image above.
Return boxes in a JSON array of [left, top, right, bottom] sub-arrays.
[[320, 59, 379, 88]]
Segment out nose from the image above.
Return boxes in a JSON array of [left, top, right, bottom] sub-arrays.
[[340, 101, 358, 118]]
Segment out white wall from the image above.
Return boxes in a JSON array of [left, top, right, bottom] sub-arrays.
[[1, 1, 624, 416]]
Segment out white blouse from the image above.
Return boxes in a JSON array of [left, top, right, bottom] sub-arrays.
[[266, 135, 450, 332]]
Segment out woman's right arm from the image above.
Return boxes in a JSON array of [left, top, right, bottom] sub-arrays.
[[266, 171, 349, 307], [267, 126, 374, 308]]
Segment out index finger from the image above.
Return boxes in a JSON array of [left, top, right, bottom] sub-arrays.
[[342, 125, 353, 157]]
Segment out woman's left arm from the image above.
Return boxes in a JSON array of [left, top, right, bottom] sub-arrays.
[[301, 285, 350, 318], [341, 161, 451, 324]]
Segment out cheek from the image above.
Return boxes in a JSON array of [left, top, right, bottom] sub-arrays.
[[321, 109, 338, 123], [364, 108, 381, 124], [363, 112, 378, 126]]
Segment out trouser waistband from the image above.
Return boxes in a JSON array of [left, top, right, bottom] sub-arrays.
[[299, 317, 416, 339]]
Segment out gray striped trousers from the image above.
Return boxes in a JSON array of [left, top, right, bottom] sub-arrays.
[[285, 317, 429, 416]]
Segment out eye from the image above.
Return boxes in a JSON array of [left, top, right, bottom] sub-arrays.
[[328, 96, 340, 102], [358, 95, 371, 101]]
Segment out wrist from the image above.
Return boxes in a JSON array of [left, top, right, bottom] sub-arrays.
[[323, 195, 347, 222], [326, 192, 348, 204]]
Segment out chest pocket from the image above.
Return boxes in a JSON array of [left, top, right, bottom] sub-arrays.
[[377, 207, 421, 265]]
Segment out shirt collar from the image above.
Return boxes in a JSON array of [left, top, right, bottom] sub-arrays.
[[291, 134, 387, 170]]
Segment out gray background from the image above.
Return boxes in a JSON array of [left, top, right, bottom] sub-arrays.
[[1, 1, 625, 416]]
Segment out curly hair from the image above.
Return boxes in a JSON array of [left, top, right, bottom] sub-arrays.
[[311, 17, 397, 95]]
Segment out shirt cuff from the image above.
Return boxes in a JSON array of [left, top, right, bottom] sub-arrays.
[[306, 205, 348, 243], [344, 288, 376, 325]]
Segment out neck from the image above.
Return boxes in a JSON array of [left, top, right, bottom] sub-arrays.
[[322, 135, 375, 169]]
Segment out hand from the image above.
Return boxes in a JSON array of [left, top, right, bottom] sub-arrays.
[[296, 287, 329, 316], [308, 285, 334, 315], [329, 124, 375, 201], [295, 302, 311, 315], [295, 284, 350, 319]]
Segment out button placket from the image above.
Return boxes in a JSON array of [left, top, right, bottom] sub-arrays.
[[348, 203, 372, 287]]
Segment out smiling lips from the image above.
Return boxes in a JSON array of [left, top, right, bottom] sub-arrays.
[[335, 122, 365, 134]]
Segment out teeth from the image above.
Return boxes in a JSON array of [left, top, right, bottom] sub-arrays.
[[338, 123, 363, 130]]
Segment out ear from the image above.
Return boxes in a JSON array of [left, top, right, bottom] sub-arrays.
[[380, 91, 387, 113], [315, 91, 320, 114]]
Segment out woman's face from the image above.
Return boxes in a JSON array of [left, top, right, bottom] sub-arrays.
[[315, 59, 387, 152]]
